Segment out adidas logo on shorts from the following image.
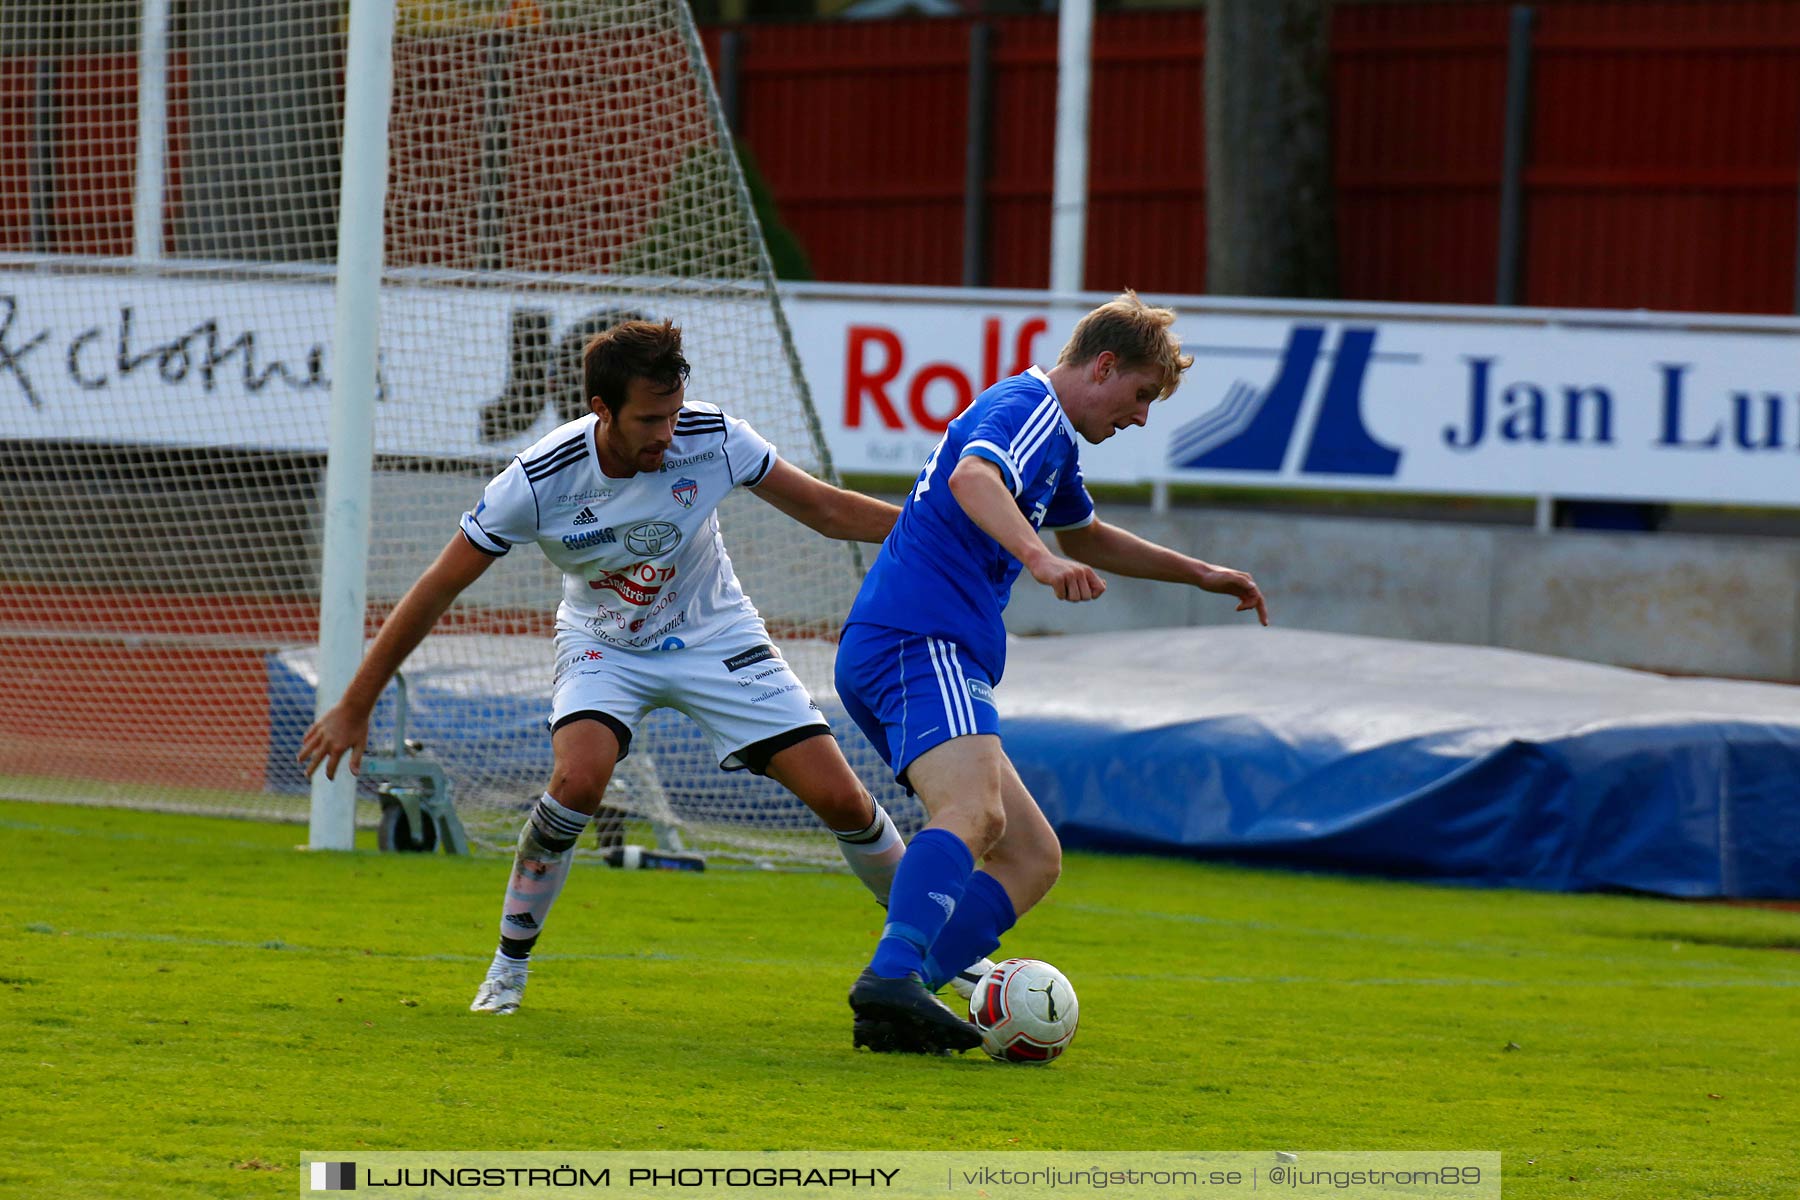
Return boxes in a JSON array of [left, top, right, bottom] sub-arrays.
[[573, 507, 597, 525]]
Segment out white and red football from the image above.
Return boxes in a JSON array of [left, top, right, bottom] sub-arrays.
[[967, 957, 1079, 1063]]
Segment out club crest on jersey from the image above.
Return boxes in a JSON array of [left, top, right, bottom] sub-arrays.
[[670, 477, 699, 508]]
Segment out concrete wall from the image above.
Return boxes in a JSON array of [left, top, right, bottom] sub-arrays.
[[1001, 508, 1800, 684]]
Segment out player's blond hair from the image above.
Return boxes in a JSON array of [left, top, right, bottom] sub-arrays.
[[1057, 290, 1195, 400]]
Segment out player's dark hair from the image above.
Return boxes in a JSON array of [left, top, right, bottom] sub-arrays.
[[583, 319, 692, 417]]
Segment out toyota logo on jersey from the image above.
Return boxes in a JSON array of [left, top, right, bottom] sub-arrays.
[[624, 519, 682, 556]]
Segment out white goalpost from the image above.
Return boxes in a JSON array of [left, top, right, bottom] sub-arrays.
[[311, 0, 397, 851], [0, 0, 913, 865]]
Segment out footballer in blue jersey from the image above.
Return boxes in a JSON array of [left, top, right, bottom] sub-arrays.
[[844, 365, 1096, 685], [837, 292, 1269, 1055]]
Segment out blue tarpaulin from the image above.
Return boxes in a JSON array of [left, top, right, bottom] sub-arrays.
[[1001, 628, 1800, 898], [269, 627, 1800, 897]]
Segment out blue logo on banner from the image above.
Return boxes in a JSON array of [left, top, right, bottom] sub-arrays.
[[1169, 325, 1402, 477]]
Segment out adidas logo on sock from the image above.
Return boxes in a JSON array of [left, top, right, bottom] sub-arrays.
[[503, 912, 540, 931], [572, 507, 597, 525], [928, 891, 956, 919]]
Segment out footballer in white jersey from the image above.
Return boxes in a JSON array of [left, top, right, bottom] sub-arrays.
[[460, 404, 825, 770], [460, 402, 774, 655], [299, 319, 913, 1023]]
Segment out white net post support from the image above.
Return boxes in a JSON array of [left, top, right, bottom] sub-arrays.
[[133, 0, 169, 265], [310, 0, 399, 851]]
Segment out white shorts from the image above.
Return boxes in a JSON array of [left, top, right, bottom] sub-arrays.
[[549, 627, 829, 773]]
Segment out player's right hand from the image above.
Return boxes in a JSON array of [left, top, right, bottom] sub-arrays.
[[1029, 554, 1107, 603], [298, 705, 369, 781]]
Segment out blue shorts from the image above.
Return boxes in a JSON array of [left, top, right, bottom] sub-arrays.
[[835, 623, 1001, 788]]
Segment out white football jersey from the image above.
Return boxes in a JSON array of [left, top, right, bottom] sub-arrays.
[[460, 402, 777, 652]]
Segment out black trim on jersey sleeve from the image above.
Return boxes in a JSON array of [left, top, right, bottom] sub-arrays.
[[715, 408, 778, 488], [742, 449, 776, 487], [461, 526, 510, 557]]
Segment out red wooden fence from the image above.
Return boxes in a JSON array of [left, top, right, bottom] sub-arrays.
[[710, 1, 1800, 312], [1523, 2, 1800, 313], [4, 1, 1798, 314]]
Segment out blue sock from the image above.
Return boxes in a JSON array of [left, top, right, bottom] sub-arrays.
[[868, 828, 975, 979], [921, 870, 1017, 990]]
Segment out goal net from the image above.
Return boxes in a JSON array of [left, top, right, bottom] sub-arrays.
[[0, 0, 914, 863]]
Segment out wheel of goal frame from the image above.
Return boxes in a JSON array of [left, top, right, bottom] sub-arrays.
[[377, 802, 439, 854]]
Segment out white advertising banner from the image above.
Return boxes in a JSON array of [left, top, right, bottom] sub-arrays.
[[782, 284, 1800, 507], [3, 269, 1797, 506], [0, 272, 771, 463]]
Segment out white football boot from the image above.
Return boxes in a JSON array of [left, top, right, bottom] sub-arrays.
[[470, 958, 529, 1015], [950, 957, 997, 1002]]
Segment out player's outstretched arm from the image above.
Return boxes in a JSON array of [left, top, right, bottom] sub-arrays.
[[1055, 519, 1269, 625], [948, 457, 1105, 603], [749, 458, 900, 543], [298, 533, 496, 780]]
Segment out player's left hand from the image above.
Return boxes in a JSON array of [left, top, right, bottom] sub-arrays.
[[1198, 565, 1268, 626], [298, 704, 370, 781]]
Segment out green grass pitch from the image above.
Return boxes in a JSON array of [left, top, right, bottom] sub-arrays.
[[3, 798, 1797, 1199]]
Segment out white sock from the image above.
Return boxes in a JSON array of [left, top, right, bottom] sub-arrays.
[[832, 802, 905, 905]]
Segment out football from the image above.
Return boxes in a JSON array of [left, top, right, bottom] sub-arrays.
[[967, 957, 1080, 1063]]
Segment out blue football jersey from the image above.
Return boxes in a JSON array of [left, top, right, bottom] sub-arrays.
[[845, 366, 1095, 681]]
